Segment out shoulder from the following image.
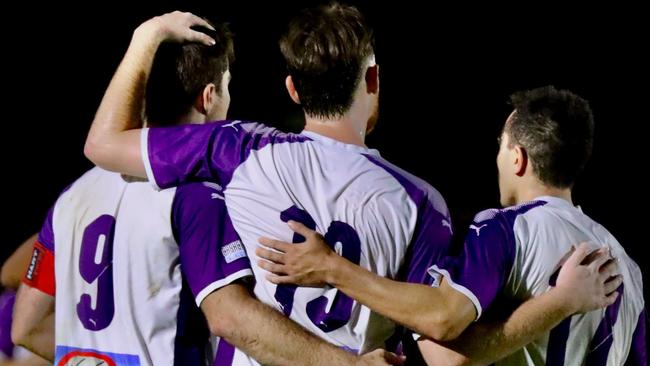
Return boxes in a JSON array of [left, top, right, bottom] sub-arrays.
[[361, 155, 448, 218]]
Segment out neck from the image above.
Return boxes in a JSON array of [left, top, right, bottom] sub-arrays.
[[302, 100, 369, 147], [177, 109, 210, 125], [303, 117, 366, 147], [515, 182, 573, 206]]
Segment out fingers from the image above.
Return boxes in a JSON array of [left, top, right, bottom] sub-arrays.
[[603, 274, 623, 295], [257, 259, 285, 275], [189, 14, 216, 31], [287, 220, 317, 239], [581, 247, 605, 266], [587, 247, 612, 272], [266, 274, 296, 285], [163, 11, 216, 45], [255, 247, 285, 265], [189, 31, 216, 46], [258, 237, 293, 252], [598, 258, 619, 278], [603, 290, 620, 307], [565, 242, 591, 267]]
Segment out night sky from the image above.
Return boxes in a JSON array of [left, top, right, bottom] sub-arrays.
[[3, 1, 647, 302]]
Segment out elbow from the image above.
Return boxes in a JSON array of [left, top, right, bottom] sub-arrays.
[[207, 315, 238, 341], [202, 285, 254, 342], [83, 137, 105, 166], [421, 312, 465, 342], [84, 136, 119, 171], [206, 309, 239, 340], [11, 321, 30, 348], [0, 263, 12, 289]]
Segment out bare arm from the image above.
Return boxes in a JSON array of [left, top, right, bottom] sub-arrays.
[[84, 11, 215, 177], [1, 234, 37, 289], [201, 283, 403, 366], [11, 285, 55, 362], [257, 221, 476, 341], [419, 244, 622, 366], [0, 354, 50, 366]]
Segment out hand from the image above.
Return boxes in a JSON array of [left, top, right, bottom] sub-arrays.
[[555, 242, 622, 314], [256, 221, 337, 286], [135, 11, 216, 46], [356, 349, 406, 366]]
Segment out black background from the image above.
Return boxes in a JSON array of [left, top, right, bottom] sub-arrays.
[[3, 1, 647, 307]]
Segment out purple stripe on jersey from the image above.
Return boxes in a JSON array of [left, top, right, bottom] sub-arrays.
[[173, 182, 252, 302], [627, 309, 647, 366], [0, 290, 16, 358], [546, 313, 571, 365], [214, 340, 235, 366], [436, 201, 546, 317], [362, 154, 449, 217], [38, 183, 73, 253], [545, 255, 579, 366], [362, 154, 452, 285], [586, 283, 624, 365], [575, 282, 624, 366], [173, 281, 211, 366], [148, 121, 311, 190], [37, 205, 55, 252]]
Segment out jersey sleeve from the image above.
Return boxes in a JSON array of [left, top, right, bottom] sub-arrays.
[[172, 182, 253, 307], [22, 205, 56, 296], [142, 120, 309, 190], [428, 210, 517, 320], [401, 201, 453, 285]]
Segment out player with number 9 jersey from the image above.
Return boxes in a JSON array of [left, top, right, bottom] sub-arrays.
[[23, 167, 252, 366]]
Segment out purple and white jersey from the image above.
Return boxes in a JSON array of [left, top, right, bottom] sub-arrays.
[[141, 121, 453, 364], [41, 167, 252, 366], [430, 196, 646, 366]]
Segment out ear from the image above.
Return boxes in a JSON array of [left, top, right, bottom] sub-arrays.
[[285, 75, 300, 104], [365, 64, 379, 94], [514, 145, 528, 177], [196, 83, 217, 115]]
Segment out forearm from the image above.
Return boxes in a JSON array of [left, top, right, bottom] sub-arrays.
[[0, 354, 51, 366], [84, 24, 160, 177], [12, 286, 55, 362], [15, 312, 55, 362], [430, 288, 574, 366], [326, 255, 472, 340], [204, 284, 358, 366]]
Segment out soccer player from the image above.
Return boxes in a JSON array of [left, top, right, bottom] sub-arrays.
[[1, 234, 50, 366], [83, 4, 623, 365], [11, 15, 396, 366], [84, 4, 455, 363], [257, 87, 646, 365]]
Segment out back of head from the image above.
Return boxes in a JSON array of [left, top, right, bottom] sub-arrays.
[[507, 86, 595, 188], [145, 22, 234, 127], [280, 2, 374, 119]]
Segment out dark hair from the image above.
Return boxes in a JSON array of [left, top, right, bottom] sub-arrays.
[[145, 22, 234, 127], [280, 2, 374, 119], [506, 85, 595, 188]]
